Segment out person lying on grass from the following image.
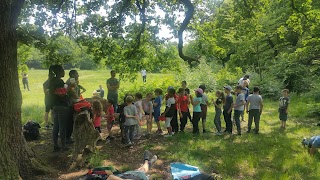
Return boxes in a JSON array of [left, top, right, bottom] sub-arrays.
[[105, 150, 157, 180], [302, 136, 320, 155]]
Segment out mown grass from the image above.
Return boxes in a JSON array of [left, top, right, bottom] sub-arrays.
[[22, 70, 320, 179]]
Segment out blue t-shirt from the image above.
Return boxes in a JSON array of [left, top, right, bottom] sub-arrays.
[[153, 96, 162, 114], [310, 136, 320, 148], [193, 97, 202, 112]]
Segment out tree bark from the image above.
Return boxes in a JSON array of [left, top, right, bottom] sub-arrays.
[[0, 0, 50, 179], [178, 0, 199, 65]]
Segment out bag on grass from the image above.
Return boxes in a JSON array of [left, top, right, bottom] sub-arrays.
[[77, 166, 120, 180], [23, 121, 41, 141]]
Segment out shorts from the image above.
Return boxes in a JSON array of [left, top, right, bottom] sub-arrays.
[[165, 117, 172, 127], [279, 109, 288, 121], [107, 121, 115, 130], [153, 112, 160, 122], [200, 104, 207, 121], [118, 170, 148, 180]]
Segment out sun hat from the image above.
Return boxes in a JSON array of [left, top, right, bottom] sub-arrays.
[[194, 88, 203, 94], [224, 85, 232, 91]]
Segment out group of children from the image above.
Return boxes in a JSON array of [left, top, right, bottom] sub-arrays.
[[89, 79, 291, 148]]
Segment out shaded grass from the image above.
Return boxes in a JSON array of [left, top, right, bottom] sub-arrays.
[[22, 70, 320, 179]]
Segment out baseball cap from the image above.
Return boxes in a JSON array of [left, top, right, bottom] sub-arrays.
[[195, 88, 203, 94], [224, 85, 232, 91], [167, 86, 174, 91]]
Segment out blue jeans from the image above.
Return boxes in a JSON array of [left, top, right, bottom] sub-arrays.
[[52, 106, 69, 148]]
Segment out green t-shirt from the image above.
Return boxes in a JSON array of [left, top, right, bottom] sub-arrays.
[[106, 77, 119, 95]]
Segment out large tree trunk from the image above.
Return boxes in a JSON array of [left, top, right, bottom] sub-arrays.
[[0, 1, 49, 179]]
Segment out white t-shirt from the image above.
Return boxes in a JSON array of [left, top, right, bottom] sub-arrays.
[[166, 97, 175, 107], [141, 70, 147, 76], [238, 77, 250, 87]]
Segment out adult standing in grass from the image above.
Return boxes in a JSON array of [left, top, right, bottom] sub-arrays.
[[141, 69, 147, 83], [43, 74, 53, 129], [22, 72, 30, 91], [238, 74, 250, 87], [49, 65, 70, 152], [246, 86, 263, 134], [302, 136, 320, 155], [106, 70, 120, 111], [223, 86, 233, 134]]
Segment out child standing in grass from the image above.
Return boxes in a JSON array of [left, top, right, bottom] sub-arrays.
[[223, 86, 233, 134], [161, 88, 176, 137], [124, 96, 139, 148], [134, 93, 144, 139], [92, 100, 103, 134], [199, 85, 209, 133], [177, 88, 190, 132], [142, 93, 153, 137], [234, 85, 246, 135], [213, 90, 225, 135], [279, 89, 290, 129], [105, 98, 115, 141], [153, 89, 163, 135], [246, 86, 263, 134], [191, 88, 203, 134]]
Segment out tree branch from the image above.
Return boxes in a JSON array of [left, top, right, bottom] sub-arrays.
[[290, 0, 309, 21], [178, 0, 199, 65]]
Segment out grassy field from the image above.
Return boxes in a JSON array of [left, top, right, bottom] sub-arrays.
[[22, 70, 320, 179]]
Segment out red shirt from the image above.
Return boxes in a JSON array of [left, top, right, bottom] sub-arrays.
[[93, 114, 101, 127], [105, 105, 115, 122], [177, 96, 189, 112]]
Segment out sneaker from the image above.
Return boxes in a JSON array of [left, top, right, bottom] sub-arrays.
[[149, 155, 158, 168], [144, 150, 152, 161], [125, 142, 133, 147], [215, 132, 222, 136], [164, 134, 173, 138], [134, 135, 141, 140]]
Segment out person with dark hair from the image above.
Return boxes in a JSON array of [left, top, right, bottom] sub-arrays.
[[246, 86, 263, 134], [177, 88, 190, 132], [22, 72, 30, 91], [191, 88, 203, 134], [182, 81, 192, 122], [161, 87, 176, 137], [199, 85, 209, 133], [153, 89, 163, 134], [43, 74, 53, 129], [213, 90, 225, 135], [106, 70, 120, 111], [105, 98, 115, 141], [223, 85, 233, 134], [48, 65, 70, 152], [302, 136, 320, 155], [234, 85, 246, 135], [279, 89, 290, 130]]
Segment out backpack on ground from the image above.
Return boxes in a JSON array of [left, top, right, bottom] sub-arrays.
[[23, 121, 41, 141]]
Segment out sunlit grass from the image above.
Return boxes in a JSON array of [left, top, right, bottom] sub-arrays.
[[21, 70, 320, 179]]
